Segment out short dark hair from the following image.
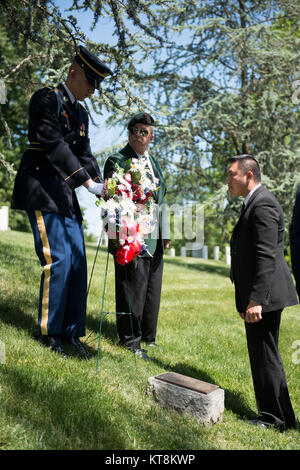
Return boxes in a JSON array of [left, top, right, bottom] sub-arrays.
[[228, 154, 261, 182]]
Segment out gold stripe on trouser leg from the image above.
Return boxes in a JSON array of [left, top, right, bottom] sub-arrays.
[[35, 210, 53, 336]]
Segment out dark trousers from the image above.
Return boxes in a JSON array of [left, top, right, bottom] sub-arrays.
[[27, 210, 87, 338], [245, 309, 296, 430], [114, 243, 163, 349]]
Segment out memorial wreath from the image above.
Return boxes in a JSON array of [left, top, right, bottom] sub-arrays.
[[97, 157, 159, 265]]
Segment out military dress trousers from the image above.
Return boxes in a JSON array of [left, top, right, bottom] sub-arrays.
[[27, 210, 87, 338]]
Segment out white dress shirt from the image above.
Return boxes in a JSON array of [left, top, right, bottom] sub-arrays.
[[244, 184, 261, 207], [62, 82, 76, 105]]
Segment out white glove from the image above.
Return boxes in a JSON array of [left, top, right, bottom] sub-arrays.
[[86, 181, 104, 196]]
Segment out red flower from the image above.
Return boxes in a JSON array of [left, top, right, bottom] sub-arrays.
[[131, 183, 143, 202], [115, 240, 141, 266], [140, 191, 152, 203]]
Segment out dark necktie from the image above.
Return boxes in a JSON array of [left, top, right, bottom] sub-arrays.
[[71, 100, 80, 122]]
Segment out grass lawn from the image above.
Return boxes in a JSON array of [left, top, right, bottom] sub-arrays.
[[0, 230, 299, 450]]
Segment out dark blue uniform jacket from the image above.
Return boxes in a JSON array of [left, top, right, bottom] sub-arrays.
[[11, 84, 102, 222]]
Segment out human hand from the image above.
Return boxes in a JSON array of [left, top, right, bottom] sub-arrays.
[[101, 180, 109, 200], [84, 179, 104, 196], [163, 239, 170, 249], [245, 301, 262, 323]]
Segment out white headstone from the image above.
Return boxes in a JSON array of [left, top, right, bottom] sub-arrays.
[[0, 206, 9, 231], [102, 232, 108, 247], [225, 246, 231, 265], [213, 246, 219, 261], [181, 246, 186, 257], [169, 247, 175, 257]]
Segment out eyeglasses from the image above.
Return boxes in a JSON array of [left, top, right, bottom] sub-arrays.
[[129, 127, 149, 137]]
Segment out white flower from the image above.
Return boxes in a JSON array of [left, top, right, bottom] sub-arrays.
[[119, 195, 136, 216], [130, 158, 142, 172], [140, 176, 152, 189], [106, 198, 119, 215]]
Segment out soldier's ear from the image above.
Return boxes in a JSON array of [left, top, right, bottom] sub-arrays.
[[69, 68, 76, 80]]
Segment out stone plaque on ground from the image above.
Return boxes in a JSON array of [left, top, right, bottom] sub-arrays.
[[148, 372, 224, 425]]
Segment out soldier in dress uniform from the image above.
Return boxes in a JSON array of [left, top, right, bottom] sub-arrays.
[[11, 46, 113, 358]]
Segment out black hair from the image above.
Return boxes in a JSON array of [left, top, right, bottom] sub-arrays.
[[228, 154, 261, 182]]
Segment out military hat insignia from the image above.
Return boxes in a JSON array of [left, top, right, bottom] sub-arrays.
[[75, 45, 113, 90]]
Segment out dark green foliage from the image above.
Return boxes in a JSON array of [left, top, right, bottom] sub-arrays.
[[0, 1, 299, 244]]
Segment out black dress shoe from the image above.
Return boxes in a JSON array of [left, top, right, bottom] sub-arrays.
[[146, 342, 163, 351], [134, 348, 151, 360], [247, 419, 269, 428], [44, 335, 68, 358], [69, 338, 92, 359]]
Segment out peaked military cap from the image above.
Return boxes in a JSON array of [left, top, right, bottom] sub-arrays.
[[75, 45, 113, 89], [127, 112, 155, 129]]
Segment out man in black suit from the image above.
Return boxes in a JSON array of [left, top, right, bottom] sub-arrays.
[[11, 46, 112, 357], [227, 154, 297, 431]]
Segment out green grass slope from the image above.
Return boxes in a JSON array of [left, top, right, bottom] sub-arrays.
[[0, 230, 299, 450]]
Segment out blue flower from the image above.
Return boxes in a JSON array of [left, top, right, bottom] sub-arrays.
[[139, 244, 148, 256]]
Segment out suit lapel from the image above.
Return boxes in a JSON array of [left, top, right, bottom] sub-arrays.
[[244, 185, 265, 211], [232, 185, 265, 236], [120, 143, 137, 160], [149, 154, 164, 203], [149, 154, 160, 180]]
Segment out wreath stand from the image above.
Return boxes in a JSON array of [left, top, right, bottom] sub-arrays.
[[85, 231, 137, 375]]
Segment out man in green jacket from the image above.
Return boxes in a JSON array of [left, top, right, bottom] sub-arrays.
[[104, 113, 170, 359]]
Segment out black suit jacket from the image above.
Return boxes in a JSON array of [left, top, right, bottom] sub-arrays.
[[230, 185, 298, 313], [11, 84, 102, 222], [290, 184, 300, 298]]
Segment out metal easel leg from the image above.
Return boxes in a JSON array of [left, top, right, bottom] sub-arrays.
[[96, 250, 110, 376]]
